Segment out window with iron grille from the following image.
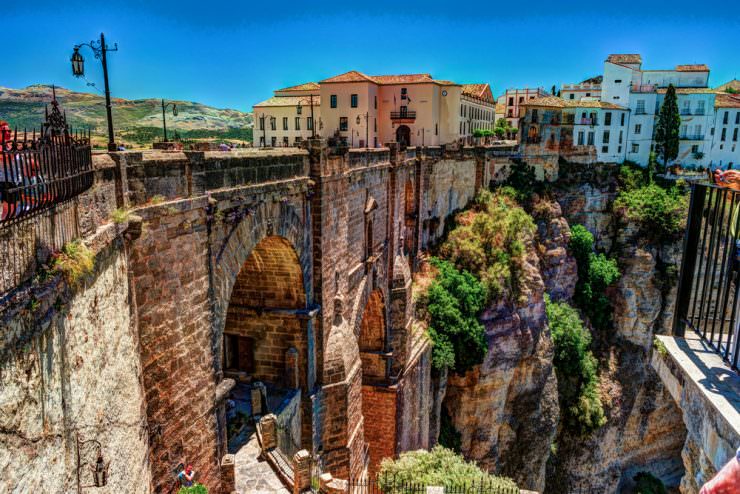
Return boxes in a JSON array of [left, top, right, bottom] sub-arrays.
[[330, 95, 337, 108], [351, 94, 358, 108], [339, 117, 348, 131]]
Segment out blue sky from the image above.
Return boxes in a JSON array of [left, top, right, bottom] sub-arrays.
[[3, 0, 739, 112]]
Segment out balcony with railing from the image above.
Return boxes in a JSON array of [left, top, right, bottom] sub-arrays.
[[674, 182, 740, 371], [390, 110, 416, 121], [579, 118, 598, 126], [681, 109, 692, 116], [680, 134, 706, 141]]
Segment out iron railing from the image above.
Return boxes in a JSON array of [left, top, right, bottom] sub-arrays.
[[674, 182, 740, 371], [1, 100, 93, 226], [390, 111, 416, 120], [348, 475, 519, 494], [680, 134, 706, 141]]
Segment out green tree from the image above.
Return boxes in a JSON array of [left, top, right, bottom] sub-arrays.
[[545, 296, 606, 434], [654, 84, 681, 171]]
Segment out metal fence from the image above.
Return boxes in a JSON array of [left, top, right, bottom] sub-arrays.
[[347, 476, 519, 494], [1, 99, 93, 227], [674, 182, 740, 371]]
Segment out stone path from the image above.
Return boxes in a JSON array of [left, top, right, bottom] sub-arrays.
[[234, 436, 290, 494]]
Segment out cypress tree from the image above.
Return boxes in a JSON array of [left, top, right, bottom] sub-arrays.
[[654, 84, 681, 171]]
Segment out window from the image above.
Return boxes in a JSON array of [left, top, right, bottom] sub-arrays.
[[297, 106, 302, 115], [613, 96, 620, 100], [577, 131, 584, 145], [636, 100, 646, 114], [400, 105, 408, 117], [602, 130, 610, 143], [374, 137, 378, 147], [330, 94, 337, 108], [697, 100, 705, 115], [295, 137, 302, 144], [531, 109, 539, 123], [631, 143, 639, 153], [615, 79, 622, 83], [283, 136, 289, 146], [295, 117, 301, 130], [691, 145, 699, 153], [722, 128, 727, 141], [723, 111, 729, 125], [736, 112, 740, 125], [374, 118, 377, 132], [270, 117, 276, 131], [601, 145, 609, 153], [508, 97, 514, 106], [587, 132, 594, 145], [619, 130, 623, 144], [374, 95, 377, 109], [283, 117, 288, 131], [435, 123, 438, 135], [695, 124, 702, 137], [604, 112, 612, 126], [307, 117, 313, 130], [620, 113, 625, 126], [339, 117, 348, 131], [586, 93, 591, 97], [259, 116, 265, 130], [259, 136, 265, 147], [569, 94, 575, 100], [271, 136, 277, 147], [351, 94, 358, 108], [734, 128, 739, 142], [401, 88, 408, 100]]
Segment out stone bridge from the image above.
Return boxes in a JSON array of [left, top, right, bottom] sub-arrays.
[[0, 140, 516, 493]]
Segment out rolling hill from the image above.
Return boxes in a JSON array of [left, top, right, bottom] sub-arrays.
[[0, 84, 253, 148]]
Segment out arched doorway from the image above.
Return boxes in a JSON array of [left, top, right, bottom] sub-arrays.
[[223, 235, 307, 455], [396, 125, 411, 147]]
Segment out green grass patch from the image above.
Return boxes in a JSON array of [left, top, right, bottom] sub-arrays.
[[111, 208, 130, 224], [53, 240, 95, 286]]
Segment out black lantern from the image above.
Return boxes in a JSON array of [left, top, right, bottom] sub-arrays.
[[93, 455, 107, 487], [172, 104, 178, 117], [356, 115, 361, 125], [71, 48, 85, 77], [296, 103, 302, 115]]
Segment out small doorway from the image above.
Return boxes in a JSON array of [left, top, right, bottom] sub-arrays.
[[224, 334, 255, 374], [396, 125, 411, 147]]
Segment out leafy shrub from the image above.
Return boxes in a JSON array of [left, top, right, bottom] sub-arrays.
[[618, 160, 648, 192], [111, 208, 130, 224], [545, 296, 606, 434], [53, 239, 95, 286], [633, 472, 667, 494], [178, 484, 207, 494], [569, 225, 620, 331], [613, 183, 688, 242], [503, 160, 538, 203], [420, 259, 487, 373], [440, 190, 535, 302], [378, 446, 518, 490]]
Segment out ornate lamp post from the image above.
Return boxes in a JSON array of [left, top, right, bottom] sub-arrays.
[[161, 100, 178, 142], [71, 33, 118, 151], [258, 113, 270, 147], [296, 94, 317, 139]]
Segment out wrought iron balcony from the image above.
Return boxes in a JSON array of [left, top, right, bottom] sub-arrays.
[[632, 84, 656, 93], [674, 182, 740, 372], [390, 111, 416, 121], [680, 134, 706, 140], [579, 118, 598, 125]]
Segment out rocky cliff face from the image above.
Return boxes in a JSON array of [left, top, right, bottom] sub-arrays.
[[443, 201, 573, 492], [546, 183, 686, 493]]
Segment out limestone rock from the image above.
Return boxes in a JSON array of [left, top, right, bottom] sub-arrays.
[[533, 199, 577, 302]]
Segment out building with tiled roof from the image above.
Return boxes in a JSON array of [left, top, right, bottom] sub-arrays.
[[716, 93, 740, 109], [716, 79, 740, 93], [496, 87, 550, 130], [676, 64, 710, 72], [606, 54, 643, 67], [254, 70, 495, 148]]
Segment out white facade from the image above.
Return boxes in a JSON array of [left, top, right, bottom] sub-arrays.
[[253, 83, 321, 147]]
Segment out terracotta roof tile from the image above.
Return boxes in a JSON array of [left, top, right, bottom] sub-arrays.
[[523, 97, 627, 110], [655, 87, 716, 94], [676, 64, 709, 72], [715, 93, 740, 109], [277, 82, 320, 92], [523, 96, 565, 108], [320, 71, 377, 84], [716, 79, 740, 93], [254, 95, 321, 108], [371, 74, 433, 84], [607, 54, 642, 65]]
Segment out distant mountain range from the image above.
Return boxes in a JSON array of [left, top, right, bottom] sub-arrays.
[[0, 85, 252, 148]]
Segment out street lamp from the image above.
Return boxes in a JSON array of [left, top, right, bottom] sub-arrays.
[[71, 33, 118, 151], [75, 433, 109, 492], [296, 94, 318, 139], [161, 100, 178, 142], [258, 113, 271, 147]]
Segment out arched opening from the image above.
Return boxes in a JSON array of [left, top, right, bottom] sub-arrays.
[[223, 235, 307, 455], [358, 289, 394, 476], [396, 125, 411, 147]]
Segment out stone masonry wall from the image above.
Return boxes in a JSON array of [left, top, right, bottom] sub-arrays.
[[0, 228, 150, 493]]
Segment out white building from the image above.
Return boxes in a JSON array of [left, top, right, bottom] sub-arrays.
[[497, 88, 549, 129], [253, 82, 321, 147], [550, 54, 740, 168]]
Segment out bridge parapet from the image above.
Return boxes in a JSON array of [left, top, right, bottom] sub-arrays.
[[117, 148, 309, 207]]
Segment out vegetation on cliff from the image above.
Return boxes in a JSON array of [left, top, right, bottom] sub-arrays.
[[418, 189, 537, 373], [379, 446, 518, 490], [614, 162, 689, 243], [419, 258, 487, 373], [545, 295, 606, 434], [569, 225, 620, 331], [439, 189, 535, 303], [633, 471, 668, 494]]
